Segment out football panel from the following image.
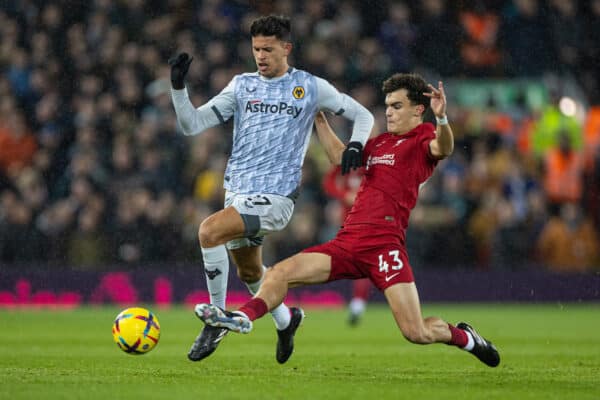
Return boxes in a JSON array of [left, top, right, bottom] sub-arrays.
[[112, 307, 160, 355]]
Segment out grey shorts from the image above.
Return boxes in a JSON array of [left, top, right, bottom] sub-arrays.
[[224, 191, 295, 250]]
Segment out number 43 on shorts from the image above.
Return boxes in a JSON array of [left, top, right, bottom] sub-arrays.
[[378, 250, 404, 273]]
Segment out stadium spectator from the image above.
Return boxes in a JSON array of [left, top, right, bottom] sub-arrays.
[[378, 1, 417, 73], [408, 173, 471, 268], [35, 197, 78, 264], [66, 197, 110, 269], [536, 203, 600, 272], [322, 165, 372, 326], [414, 0, 460, 77], [582, 106, 600, 175], [107, 135, 139, 196], [581, 0, 600, 104], [169, 15, 374, 364], [13, 166, 48, 217], [196, 74, 500, 367], [0, 111, 37, 177], [463, 137, 502, 267], [345, 37, 390, 87], [109, 186, 153, 265], [542, 131, 584, 212], [0, 188, 44, 263], [499, 0, 552, 77], [584, 138, 600, 226], [457, 0, 503, 76], [0, 1, 598, 277], [490, 149, 541, 269], [468, 187, 502, 267], [531, 92, 583, 156], [547, 0, 583, 74]]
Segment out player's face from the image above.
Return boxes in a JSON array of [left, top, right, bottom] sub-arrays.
[[385, 89, 424, 134], [252, 35, 291, 78]]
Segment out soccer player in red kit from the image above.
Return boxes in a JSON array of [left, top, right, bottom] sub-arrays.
[[195, 73, 500, 367], [322, 165, 372, 326]]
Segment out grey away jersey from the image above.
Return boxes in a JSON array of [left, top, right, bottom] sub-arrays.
[[171, 67, 373, 196]]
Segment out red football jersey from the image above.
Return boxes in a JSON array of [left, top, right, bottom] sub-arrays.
[[322, 165, 364, 220], [344, 123, 438, 237]]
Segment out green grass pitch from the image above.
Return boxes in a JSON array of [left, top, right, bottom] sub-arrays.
[[1, 303, 599, 400]]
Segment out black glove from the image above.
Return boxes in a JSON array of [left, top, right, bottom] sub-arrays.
[[168, 52, 193, 90], [341, 141, 363, 175]]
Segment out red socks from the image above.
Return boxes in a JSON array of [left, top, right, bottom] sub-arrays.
[[447, 323, 469, 348], [352, 278, 371, 300], [239, 298, 269, 321]]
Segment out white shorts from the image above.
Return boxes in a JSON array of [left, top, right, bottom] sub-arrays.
[[224, 191, 295, 250]]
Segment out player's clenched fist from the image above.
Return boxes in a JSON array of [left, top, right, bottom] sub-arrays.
[[341, 141, 363, 175], [168, 52, 193, 90]]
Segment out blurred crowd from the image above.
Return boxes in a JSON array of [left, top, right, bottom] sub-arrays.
[[0, 0, 599, 273]]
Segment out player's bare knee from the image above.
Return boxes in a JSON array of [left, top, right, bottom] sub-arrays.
[[236, 264, 263, 283], [198, 220, 221, 247], [266, 265, 288, 284]]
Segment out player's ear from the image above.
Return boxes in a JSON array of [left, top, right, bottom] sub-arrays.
[[282, 41, 292, 56]]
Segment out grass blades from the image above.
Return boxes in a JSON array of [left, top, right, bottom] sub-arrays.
[[0, 304, 599, 400]]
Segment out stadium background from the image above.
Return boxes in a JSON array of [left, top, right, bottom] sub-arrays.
[[1, 0, 600, 306]]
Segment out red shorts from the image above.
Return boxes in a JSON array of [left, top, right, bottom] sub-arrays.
[[302, 227, 414, 291]]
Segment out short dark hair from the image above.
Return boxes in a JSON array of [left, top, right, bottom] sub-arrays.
[[382, 73, 429, 111], [250, 15, 291, 42]]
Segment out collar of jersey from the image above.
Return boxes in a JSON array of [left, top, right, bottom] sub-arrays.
[[257, 67, 294, 82], [386, 122, 435, 138]]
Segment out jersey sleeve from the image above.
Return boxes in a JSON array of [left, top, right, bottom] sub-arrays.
[[170, 77, 237, 136], [315, 77, 374, 146], [322, 165, 345, 200], [418, 124, 439, 164], [362, 137, 376, 164]]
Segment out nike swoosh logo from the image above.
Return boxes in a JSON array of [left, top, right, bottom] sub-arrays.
[[213, 330, 228, 343], [385, 273, 401, 282]]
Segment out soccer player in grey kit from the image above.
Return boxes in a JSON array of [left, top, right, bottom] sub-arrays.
[[169, 15, 374, 363]]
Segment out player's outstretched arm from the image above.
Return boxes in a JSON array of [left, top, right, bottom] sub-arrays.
[[315, 78, 373, 174], [424, 81, 454, 159], [168, 52, 235, 136], [315, 77, 374, 145], [314, 112, 346, 165]]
